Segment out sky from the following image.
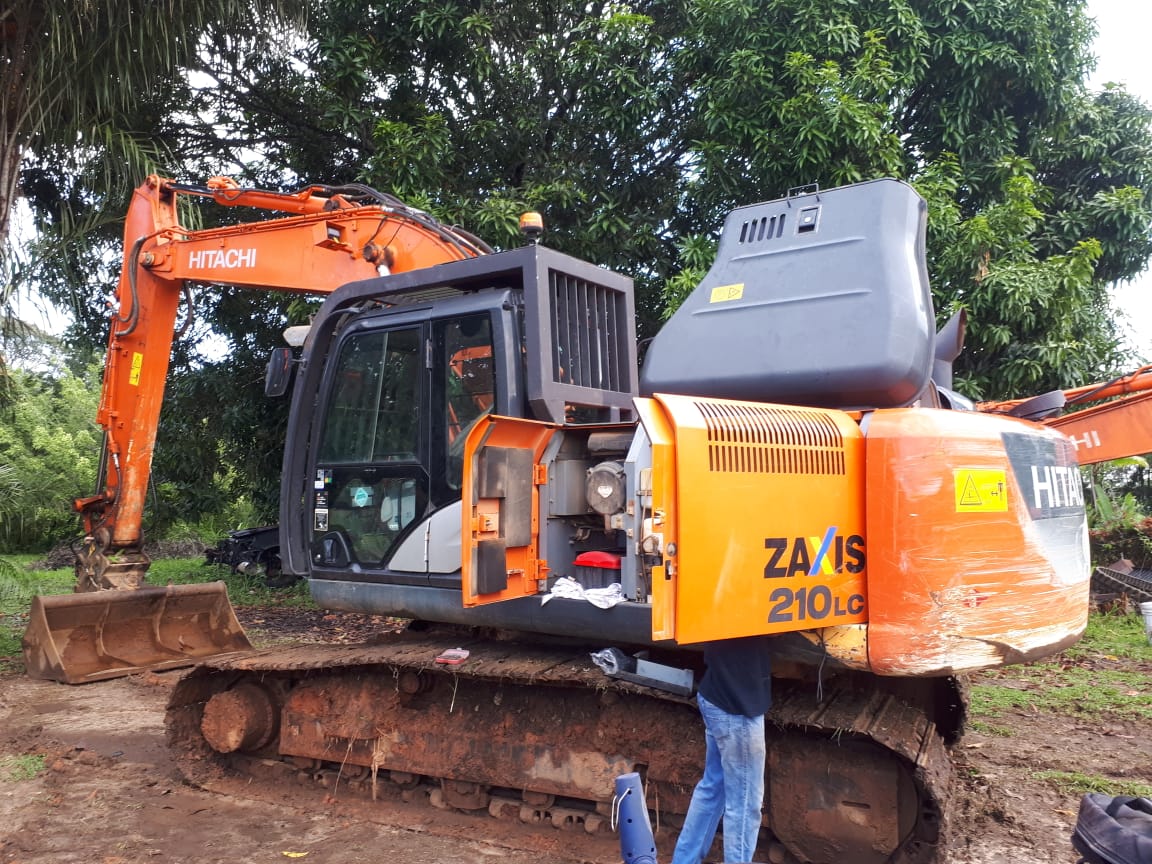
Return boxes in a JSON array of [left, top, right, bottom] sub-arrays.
[[1088, 0, 1152, 361], [12, 2, 1152, 362]]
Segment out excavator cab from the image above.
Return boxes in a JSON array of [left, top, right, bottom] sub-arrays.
[[279, 245, 643, 625]]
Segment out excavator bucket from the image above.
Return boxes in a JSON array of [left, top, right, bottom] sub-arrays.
[[22, 582, 252, 685]]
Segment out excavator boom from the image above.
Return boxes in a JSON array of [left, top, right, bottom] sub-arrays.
[[25, 175, 486, 683], [981, 365, 1152, 466]]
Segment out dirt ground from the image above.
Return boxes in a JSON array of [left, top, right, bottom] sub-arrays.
[[1, 605, 1148, 864]]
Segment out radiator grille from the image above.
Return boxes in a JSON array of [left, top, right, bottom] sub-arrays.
[[550, 270, 631, 393], [696, 401, 846, 475]]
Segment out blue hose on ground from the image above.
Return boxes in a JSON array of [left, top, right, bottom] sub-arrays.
[[615, 772, 658, 864]]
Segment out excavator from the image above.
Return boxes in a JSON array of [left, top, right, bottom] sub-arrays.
[[25, 175, 1094, 864]]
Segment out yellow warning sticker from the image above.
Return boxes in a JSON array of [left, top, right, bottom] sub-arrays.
[[954, 469, 1008, 512], [709, 283, 744, 303], [129, 352, 144, 387]]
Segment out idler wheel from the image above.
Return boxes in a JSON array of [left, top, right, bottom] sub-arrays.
[[201, 682, 279, 753]]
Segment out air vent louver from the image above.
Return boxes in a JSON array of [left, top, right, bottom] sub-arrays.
[[550, 270, 631, 393], [696, 401, 846, 475], [738, 213, 786, 244]]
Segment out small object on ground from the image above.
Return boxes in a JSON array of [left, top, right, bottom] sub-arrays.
[[435, 648, 470, 665]]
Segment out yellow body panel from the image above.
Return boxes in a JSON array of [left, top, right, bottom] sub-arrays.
[[645, 394, 868, 645]]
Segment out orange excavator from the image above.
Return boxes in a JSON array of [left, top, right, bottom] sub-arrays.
[[22, 174, 490, 683], [28, 176, 1098, 864]]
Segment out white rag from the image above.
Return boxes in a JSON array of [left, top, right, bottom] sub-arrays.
[[541, 576, 626, 609]]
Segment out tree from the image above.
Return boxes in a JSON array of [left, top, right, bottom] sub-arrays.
[[0, 1, 307, 245], [13, 0, 1152, 531], [0, 364, 100, 551], [172, 0, 1152, 392], [175, 0, 696, 336], [671, 0, 1150, 398]]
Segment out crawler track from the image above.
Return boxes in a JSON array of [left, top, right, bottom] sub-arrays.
[[166, 630, 952, 864]]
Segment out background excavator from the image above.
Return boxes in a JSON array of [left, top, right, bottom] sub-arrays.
[[26, 175, 1097, 864], [981, 365, 1152, 467]]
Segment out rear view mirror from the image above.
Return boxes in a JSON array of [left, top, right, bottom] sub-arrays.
[[265, 347, 296, 397]]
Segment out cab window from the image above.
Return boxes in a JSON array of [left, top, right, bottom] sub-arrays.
[[318, 328, 421, 464]]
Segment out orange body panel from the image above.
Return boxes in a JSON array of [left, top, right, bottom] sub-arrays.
[[461, 416, 557, 607], [457, 396, 1090, 674], [865, 409, 1090, 675], [647, 394, 869, 645]]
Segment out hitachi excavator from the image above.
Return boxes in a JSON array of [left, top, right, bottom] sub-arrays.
[[26, 175, 1094, 864]]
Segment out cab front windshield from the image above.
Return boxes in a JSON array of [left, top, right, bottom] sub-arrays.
[[312, 314, 494, 566]]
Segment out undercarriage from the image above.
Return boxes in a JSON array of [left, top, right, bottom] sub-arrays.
[[166, 629, 956, 864]]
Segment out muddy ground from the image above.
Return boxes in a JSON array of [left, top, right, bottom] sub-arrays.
[[1, 604, 1148, 864]]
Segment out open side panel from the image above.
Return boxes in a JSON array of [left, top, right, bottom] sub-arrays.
[[461, 415, 559, 606]]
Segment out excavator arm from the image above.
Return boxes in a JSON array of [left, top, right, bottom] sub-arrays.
[[980, 365, 1152, 467], [73, 175, 488, 591], [25, 175, 489, 683]]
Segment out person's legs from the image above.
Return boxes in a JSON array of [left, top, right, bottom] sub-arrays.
[[716, 709, 766, 863], [671, 695, 726, 864]]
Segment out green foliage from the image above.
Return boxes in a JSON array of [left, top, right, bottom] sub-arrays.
[[0, 628, 21, 672], [1088, 516, 1152, 569], [1066, 608, 1152, 663], [0, 366, 100, 550], [971, 609, 1152, 722], [1088, 484, 1145, 534], [152, 558, 313, 608], [914, 156, 1121, 400], [966, 719, 1013, 737], [0, 559, 74, 617], [3, 2, 305, 189], [11, 0, 1152, 532], [0, 555, 72, 674], [971, 667, 1152, 721]]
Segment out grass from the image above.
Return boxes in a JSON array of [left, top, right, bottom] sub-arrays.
[[970, 606, 1152, 723], [967, 719, 1014, 737], [1033, 769, 1152, 799], [0, 556, 74, 615], [0, 629, 21, 673], [1064, 608, 1152, 663], [970, 666, 1152, 721], [150, 558, 314, 608], [0, 754, 46, 782], [0, 554, 314, 612]]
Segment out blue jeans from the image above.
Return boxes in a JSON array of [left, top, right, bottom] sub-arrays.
[[671, 693, 766, 864]]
